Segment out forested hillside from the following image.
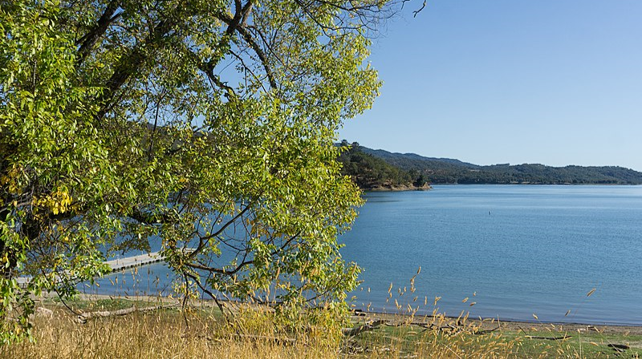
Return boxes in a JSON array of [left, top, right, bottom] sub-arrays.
[[337, 142, 429, 190], [356, 147, 642, 185]]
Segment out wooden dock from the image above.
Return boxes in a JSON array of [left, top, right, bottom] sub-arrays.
[[16, 249, 195, 287], [106, 252, 164, 272]]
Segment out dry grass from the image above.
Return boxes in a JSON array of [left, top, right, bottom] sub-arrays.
[[1, 300, 520, 359], [1, 305, 339, 359], [342, 309, 518, 358], [3, 300, 641, 358], [4, 271, 641, 359]]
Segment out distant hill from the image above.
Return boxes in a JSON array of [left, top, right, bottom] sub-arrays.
[[356, 146, 642, 185], [362, 148, 479, 170], [337, 142, 429, 191]]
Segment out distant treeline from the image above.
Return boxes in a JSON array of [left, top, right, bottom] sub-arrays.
[[337, 141, 427, 190], [339, 143, 642, 185]]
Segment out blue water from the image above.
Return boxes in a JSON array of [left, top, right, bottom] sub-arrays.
[[81, 185, 642, 325], [340, 185, 642, 325]]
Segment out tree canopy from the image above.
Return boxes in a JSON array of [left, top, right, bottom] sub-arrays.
[[0, 0, 391, 342]]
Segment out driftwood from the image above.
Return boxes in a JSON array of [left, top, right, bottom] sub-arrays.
[[473, 326, 501, 335], [179, 333, 296, 345], [392, 322, 455, 333], [77, 304, 177, 323], [525, 335, 571, 341], [343, 317, 504, 339], [343, 319, 387, 336], [344, 319, 501, 337], [233, 334, 296, 345], [607, 343, 630, 353], [384, 321, 430, 328]]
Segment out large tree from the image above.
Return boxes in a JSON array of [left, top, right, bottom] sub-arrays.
[[0, 0, 389, 342]]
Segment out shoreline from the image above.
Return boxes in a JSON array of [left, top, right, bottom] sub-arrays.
[[361, 311, 642, 336], [364, 183, 432, 192], [424, 183, 642, 186], [56, 293, 642, 335]]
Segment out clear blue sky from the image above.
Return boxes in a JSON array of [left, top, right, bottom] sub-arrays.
[[338, 0, 642, 171]]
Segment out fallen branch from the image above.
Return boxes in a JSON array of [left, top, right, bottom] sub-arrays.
[[343, 319, 387, 336], [525, 335, 571, 341], [233, 334, 296, 345], [607, 343, 630, 352], [77, 304, 178, 323], [474, 326, 501, 335]]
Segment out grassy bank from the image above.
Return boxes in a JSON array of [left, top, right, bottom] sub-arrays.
[[2, 297, 641, 358], [347, 312, 642, 358]]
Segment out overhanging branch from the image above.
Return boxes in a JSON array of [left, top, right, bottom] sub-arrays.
[[76, 0, 122, 67]]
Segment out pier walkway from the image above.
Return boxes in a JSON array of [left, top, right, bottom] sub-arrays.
[[16, 248, 195, 287], [106, 252, 165, 272]]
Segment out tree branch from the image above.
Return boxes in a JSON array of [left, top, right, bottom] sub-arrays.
[[216, 11, 278, 90], [76, 0, 122, 66], [413, 0, 426, 17], [191, 202, 254, 255], [96, 17, 176, 120], [181, 45, 238, 98], [183, 271, 233, 321]]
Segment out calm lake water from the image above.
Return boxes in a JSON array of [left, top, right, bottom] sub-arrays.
[[82, 185, 642, 325]]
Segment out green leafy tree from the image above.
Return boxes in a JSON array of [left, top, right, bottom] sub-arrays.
[[0, 0, 391, 342]]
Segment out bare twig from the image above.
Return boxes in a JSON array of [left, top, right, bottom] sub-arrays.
[[413, 0, 426, 17]]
